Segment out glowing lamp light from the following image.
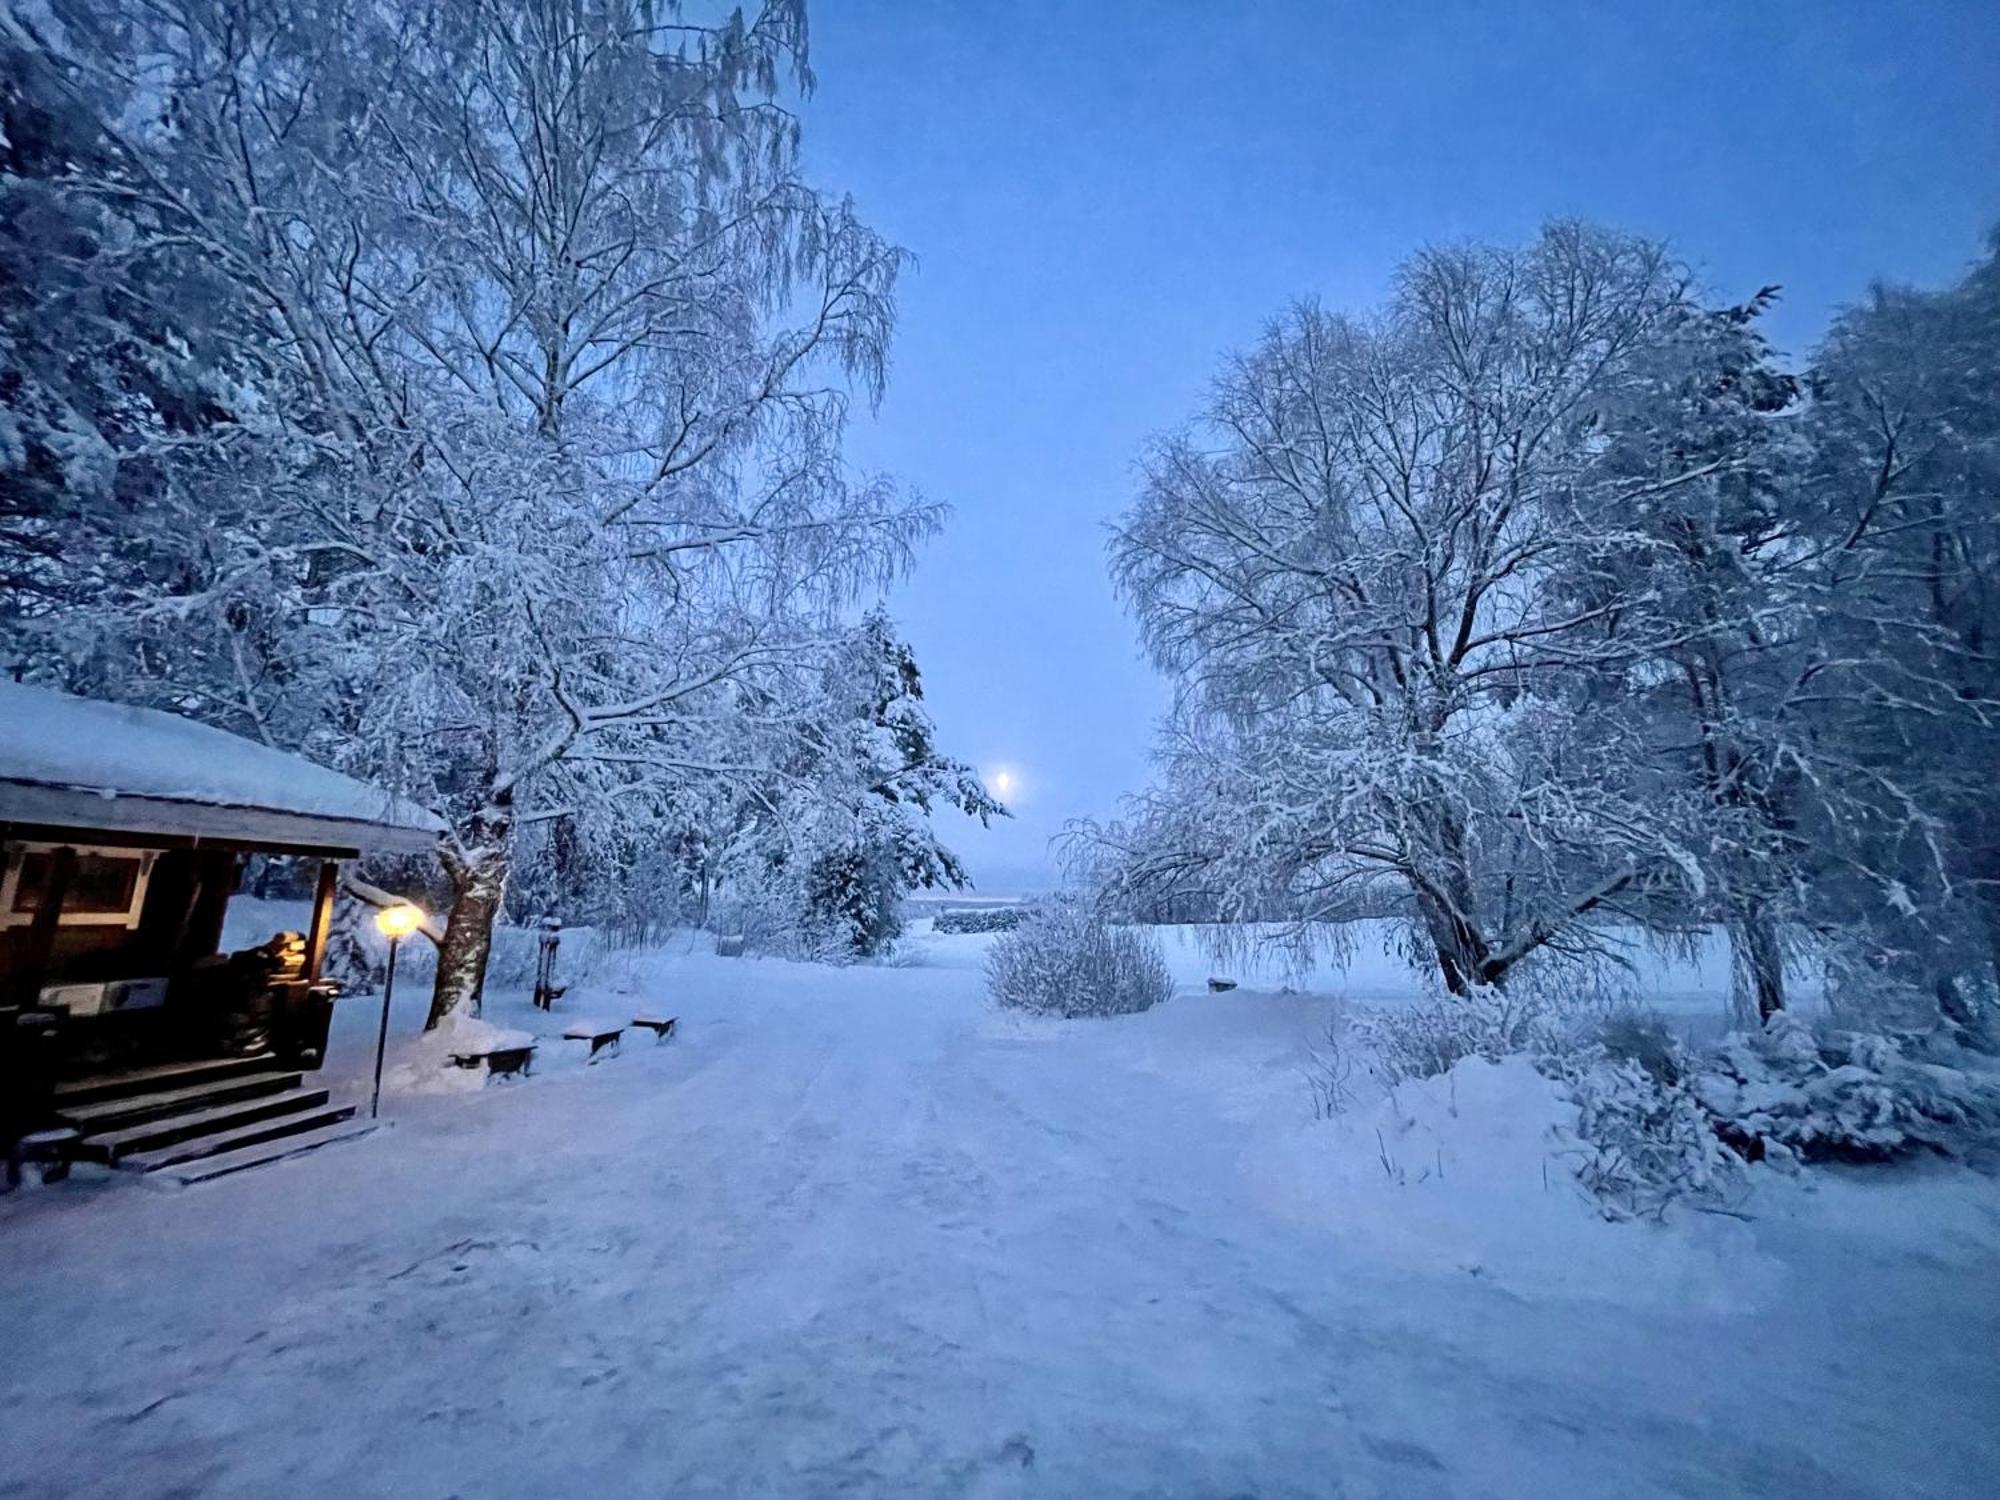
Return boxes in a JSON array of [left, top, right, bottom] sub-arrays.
[[375, 903, 424, 939], [369, 902, 424, 1121]]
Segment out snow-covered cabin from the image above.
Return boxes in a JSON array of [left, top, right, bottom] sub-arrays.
[[1, 683, 441, 1173]]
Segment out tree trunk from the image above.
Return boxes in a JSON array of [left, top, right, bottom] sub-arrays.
[[427, 799, 513, 1029], [1411, 883, 1492, 997], [1977, 843, 2000, 998], [1407, 794, 1495, 997], [1729, 902, 1786, 1024]]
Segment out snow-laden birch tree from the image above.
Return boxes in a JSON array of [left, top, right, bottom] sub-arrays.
[[7, 0, 939, 1023], [1794, 239, 2000, 1027], [1551, 288, 1813, 1019], [1104, 224, 1727, 993], [1575, 245, 2000, 1026]]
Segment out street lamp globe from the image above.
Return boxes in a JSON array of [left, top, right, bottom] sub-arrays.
[[375, 903, 424, 939]]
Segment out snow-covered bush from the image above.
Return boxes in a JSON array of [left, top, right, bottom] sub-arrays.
[[1560, 1054, 1742, 1220], [1694, 1014, 2000, 1164], [986, 897, 1172, 1018], [1591, 1010, 1687, 1086], [1546, 1008, 2000, 1217], [934, 906, 1024, 935], [1525, 1010, 1740, 1219], [1354, 987, 1561, 1085]]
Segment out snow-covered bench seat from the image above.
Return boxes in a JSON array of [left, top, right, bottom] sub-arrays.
[[563, 1022, 623, 1062], [631, 1014, 677, 1043], [448, 1043, 536, 1080]]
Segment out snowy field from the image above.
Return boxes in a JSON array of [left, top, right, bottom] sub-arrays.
[[3, 919, 1997, 1499]]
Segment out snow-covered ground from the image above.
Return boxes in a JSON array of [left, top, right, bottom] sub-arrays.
[[3, 920, 1996, 1498]]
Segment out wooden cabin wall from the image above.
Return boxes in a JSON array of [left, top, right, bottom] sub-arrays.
[[0, 847, 244, 987]]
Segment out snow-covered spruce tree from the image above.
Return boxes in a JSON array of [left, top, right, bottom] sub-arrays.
[[1102, 224, 1717, 995], [0, 8, 255, 631], [731, 609, 1004, 959], [6, 1, 938, 1026]]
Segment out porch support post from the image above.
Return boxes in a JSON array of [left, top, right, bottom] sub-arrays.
[[304, 859, 339, 981], [12, 845, 75, 1007]]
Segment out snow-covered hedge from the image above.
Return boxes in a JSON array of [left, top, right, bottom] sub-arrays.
[[1694, 1015, 2000, 1165], [934, 906, 1023, 935], [986, 897, 1172, 1018]]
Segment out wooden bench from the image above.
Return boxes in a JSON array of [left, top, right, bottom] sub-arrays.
[[631, 1014, 678, 1043], [449, 1044, 536, 1080], [563, 1023, 623, 1063]]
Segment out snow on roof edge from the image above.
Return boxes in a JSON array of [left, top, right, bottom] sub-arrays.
[[0, 681, 444, 837]]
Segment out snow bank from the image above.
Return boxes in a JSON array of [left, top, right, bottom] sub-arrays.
[[1249, 1055, 1776, 1310], [4, 926, 1996, 1497], [379, 1012, 536, 1095]]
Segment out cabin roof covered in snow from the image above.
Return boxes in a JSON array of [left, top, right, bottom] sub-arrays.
[[0, 681, 443, 855]]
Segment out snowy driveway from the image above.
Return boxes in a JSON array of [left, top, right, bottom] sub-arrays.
[[3, 936, 1998, 1498]]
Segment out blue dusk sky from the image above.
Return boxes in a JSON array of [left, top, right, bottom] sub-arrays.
[[798, 0, 2000, 893]]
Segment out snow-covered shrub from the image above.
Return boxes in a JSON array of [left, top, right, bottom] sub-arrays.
[[1694, 1014, 2000, 1164], [1354, 986, 1560, 1085], [1528, 1010, 1737, 1219], [986, 897, 1172, 1018], [1304, 1007, 1358, 1118], [934, 906, 1024, 935], [1560, 1055, 1742, 1220], [1592, 1010, 1687, 1086], [1547, 1009, 2000, 1214]]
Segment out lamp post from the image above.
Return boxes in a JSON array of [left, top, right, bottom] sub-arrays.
[[371, 903, 425, 1120]]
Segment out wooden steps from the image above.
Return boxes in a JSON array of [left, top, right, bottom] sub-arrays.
[[144, 1120, 378, 1186], [58, 1069, 306, 1133], [51, 1053, 280, 1109], [72, 1085, 337, 1165], [115, 1098, 361, 1173], [52, 1054, 372, 1181]]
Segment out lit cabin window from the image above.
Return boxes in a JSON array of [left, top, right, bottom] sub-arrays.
[[2, 847, 154, 928]]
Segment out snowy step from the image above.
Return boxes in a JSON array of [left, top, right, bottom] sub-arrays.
[[52, 1053, 279, 1108], [76, 1085, 331, 1164], [57, 1069, 304, 1132], [116, 1100, 359, 1174], [145, 1119, 377, 1186]]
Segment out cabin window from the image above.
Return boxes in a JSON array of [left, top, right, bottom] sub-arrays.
[[0, 845, 155, 929]]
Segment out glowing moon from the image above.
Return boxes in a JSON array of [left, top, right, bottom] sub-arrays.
[[991, 769, 1015, 794]]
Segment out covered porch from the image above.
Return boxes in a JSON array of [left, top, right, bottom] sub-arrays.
[[1, 682, 441, 1182]]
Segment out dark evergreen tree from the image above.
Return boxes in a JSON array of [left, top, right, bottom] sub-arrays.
[[792, 610, 1006, 957]]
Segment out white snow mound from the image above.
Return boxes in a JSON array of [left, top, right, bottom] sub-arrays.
[[1249, 1055, 1778, 1310], [382, 1012, 537, 1096]]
